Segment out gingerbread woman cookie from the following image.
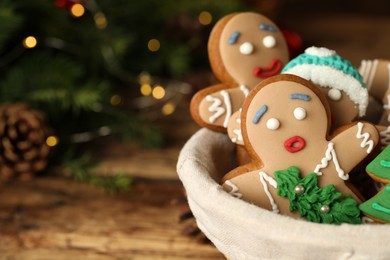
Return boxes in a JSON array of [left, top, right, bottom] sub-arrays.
[[222, 74, 380, 222], [190, 12, 289, 132]]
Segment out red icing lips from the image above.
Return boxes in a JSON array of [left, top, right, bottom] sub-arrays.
[[284, 136, 306, 153], [253, 59, 283, 78]]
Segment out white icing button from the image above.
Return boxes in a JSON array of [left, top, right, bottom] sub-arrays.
[[240, 42, 254, 55], [293, 107, 307, 120], [328, 88, 342, 101], [263, 35, 276, 48], [266, 118, 280, 130]]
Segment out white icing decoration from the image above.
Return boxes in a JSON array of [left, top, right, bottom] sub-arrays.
[[220, 90, 232, 128], [293, 107, 306, 120], [231, 111, 243, 143], [259, 171, 279, 213], [314, 142, 347, 180], [328, 88, 342, 101], [266, 118, 280, 130], [383, 94, 390, 123], [239, 42, 254, 55], [224, 180, 242, 198], [380, 126, 390, 148], [305, 46, 335, 57], [240, 85, 250, 97], [356, 122, 374, 154], [206, 95, 225, 123], [263, 35, 276, 48]]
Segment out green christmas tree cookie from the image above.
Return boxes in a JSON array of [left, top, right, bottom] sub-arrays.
[[359, 184, 390, 223], [366, 144, 390, 183], [274, 166, 361, 224]]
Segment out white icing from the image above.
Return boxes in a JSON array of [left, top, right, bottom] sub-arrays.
[[239, 42, 254, 55], [356, 122, 374, 154], [380, 126, 390, 148], [314, 142, 347, 180], [220, 90, 232, 128], [224, 180, 242, 199], [206, 95, 225, 123], [231, 113, 243, 143], [367, 59, 378, 90], [240, 85, 250, 97], [263, 35, 276, 48], [293, 107, 306, 120], [328, 88, 342, 101], [259, 171, 279, 213], [305, 46, 335, 57], [266, 118, 280, 130]]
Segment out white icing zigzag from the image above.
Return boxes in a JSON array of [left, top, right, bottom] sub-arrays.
[[356, 122, 374, 154], [224, 180, 242, 199], [205, 90, 232, 128], [231, 109, 243, 143], [206, 94, 225, 124], [380, 126, 390, 147], [240, 84, 250, 97], [259, 171, 279, 213], [314, 142, 347, 180]]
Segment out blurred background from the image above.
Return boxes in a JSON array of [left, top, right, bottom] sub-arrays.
[[0, 0, 389, 258]]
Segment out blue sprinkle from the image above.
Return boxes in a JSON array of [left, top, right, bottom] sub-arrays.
[[259, 24, 276, 33], [228, 31, 240, 45], [253, 105, 267, 124], [290, 93, 311, 101]]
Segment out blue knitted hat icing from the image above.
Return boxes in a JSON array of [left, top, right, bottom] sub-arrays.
[[282, 47, 368, 116]]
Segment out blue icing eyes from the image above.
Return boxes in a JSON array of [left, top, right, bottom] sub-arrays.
[[290, 94, 311, 101], [228, 31, 240, 45], [259, 24, 276, 33], [253, 105, 267, 124]]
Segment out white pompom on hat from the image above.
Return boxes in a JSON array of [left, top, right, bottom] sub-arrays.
[[282, 46, 368, 117]]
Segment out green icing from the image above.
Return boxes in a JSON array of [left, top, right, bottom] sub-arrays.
[[366, 145, 390, 180], [379, 159, 390, 168], [372, 203, 390, 214], [360, 184, 390, 222], [274, 166, 361, 224]]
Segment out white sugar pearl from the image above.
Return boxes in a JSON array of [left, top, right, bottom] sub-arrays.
[[240, 42, 254, 55], [293, 107, 307, 120], [266, 118, 280, 130], [328, 88, 342, 101], [263, 35, 276, 48]]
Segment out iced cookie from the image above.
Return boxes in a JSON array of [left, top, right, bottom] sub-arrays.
[[228, 46, 369, 164], [190, 12, 289, 132], [222, 74, 380, 222]]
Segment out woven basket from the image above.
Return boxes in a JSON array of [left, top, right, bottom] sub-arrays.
[[177, 128, 390, 260]]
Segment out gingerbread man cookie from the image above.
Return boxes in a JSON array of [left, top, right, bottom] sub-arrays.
[[359, 59, 390, 148], [222, 74, 380, 222], [190, 12, 289, 132], [228, 46, 369, 164]]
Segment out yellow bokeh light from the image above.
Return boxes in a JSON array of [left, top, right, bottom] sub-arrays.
[[152, 85, 165, 100], [23, 36, 37, 48], [94, 12, 108, 29], [138, 72, 151, 84], [198, 11, 212, 25], [162, 102, 175, 115], [46, 136, 59, 147], [147, 39, 160, 52], [70, 3, 85, 18], [110, 95, 122, 106], [140, 84, 152, 96]]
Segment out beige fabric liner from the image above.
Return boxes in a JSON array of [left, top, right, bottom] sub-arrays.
[[177, 128, 390, 260]]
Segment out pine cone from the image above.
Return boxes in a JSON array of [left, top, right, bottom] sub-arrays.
[[0, 103, 51, 181]]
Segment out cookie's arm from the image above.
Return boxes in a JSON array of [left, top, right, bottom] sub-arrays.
[[329, 121, 380, 176], [190, 84, 248, 132]]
